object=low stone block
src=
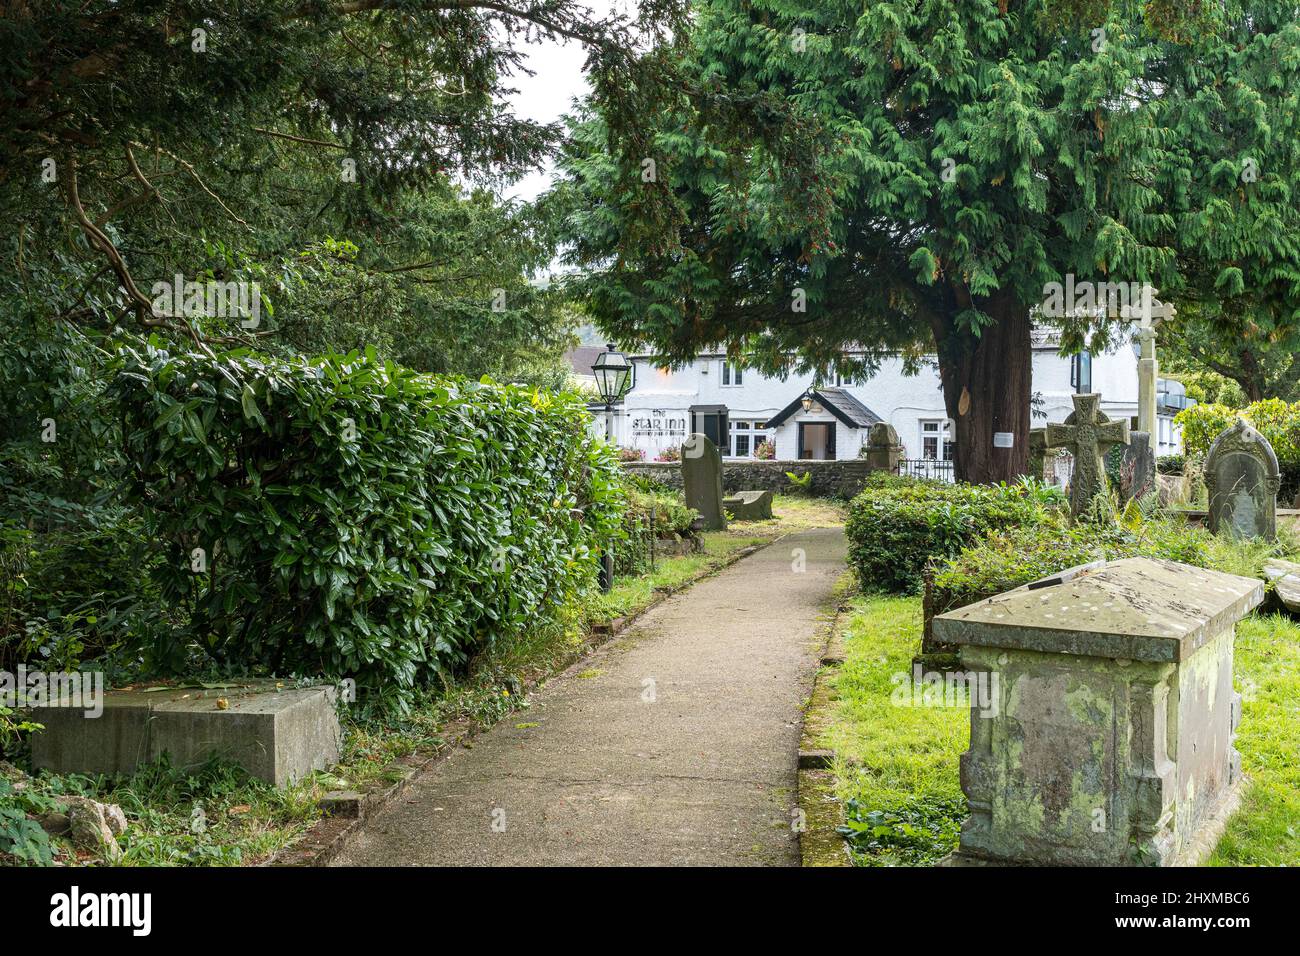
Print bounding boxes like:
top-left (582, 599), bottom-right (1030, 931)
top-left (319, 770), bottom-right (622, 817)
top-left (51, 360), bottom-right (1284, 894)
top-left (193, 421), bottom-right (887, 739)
top-left (722, 489), bottom-right (773, 520)
top-left (30, 681), bottom-right (340, 787)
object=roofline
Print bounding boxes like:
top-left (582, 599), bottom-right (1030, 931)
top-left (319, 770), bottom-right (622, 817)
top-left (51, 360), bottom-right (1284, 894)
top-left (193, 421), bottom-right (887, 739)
top-left (765, 388), bottom-right (870, 431)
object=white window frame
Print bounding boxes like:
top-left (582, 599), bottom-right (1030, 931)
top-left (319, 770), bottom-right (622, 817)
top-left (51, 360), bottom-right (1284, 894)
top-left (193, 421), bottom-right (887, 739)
top-left (728, 420), bottom-right (769, 458)
top-left (720, 360), bottom-right (743, 387)
top-left (919, 419), bottom-right (955, 461)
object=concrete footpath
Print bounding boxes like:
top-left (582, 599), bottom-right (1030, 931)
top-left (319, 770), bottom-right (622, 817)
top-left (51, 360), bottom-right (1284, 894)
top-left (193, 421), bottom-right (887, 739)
top-left (332, 527), bottom-right (847, 866)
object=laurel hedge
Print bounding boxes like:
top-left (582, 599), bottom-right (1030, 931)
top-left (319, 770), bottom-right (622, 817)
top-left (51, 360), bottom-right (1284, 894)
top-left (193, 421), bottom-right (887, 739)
top-left (112, 342), bottom-right (624, 709)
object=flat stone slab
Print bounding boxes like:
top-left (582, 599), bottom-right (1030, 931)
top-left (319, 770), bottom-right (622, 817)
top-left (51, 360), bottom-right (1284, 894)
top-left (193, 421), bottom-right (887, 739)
top-left (29, 680), bottom-right (340, 787)
top-left (722, 489), bottom-right (773, 520)
top-left (939, 556), bottom-right (1258, 866)
top-left (1263, 558), bottom-right (1300, 611)
top-left (933, 557), bottom-right (1263, 662)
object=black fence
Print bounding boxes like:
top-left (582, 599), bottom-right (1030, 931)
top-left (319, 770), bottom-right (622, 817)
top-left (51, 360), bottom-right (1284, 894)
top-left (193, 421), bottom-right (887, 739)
top-left (898, 458), bottom-right (956, 482)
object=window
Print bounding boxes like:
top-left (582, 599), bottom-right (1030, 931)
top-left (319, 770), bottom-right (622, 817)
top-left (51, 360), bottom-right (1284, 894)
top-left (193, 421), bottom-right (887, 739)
top-left (721, 361), bottom-right (743, 386)
top-left (1071, 351), bottom-right (1092, 394)
top-left (729, 420), bottom-right (769, 458)
top-left (920, 420), bottom-right (954, 461)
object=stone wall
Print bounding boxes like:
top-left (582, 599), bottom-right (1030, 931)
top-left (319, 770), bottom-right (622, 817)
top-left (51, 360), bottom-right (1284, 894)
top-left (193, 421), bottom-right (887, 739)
top-left (623, 459), bottom-right (879, 498)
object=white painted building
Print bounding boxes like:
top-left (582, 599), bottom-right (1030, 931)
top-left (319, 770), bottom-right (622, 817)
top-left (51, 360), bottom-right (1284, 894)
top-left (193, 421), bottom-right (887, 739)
top-left (581, 327), bottom-right (1187, 466)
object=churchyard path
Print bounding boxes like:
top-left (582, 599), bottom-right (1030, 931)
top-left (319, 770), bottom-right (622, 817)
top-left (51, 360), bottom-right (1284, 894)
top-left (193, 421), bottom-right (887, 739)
top-left (332, 526), bottom-right (847, 866)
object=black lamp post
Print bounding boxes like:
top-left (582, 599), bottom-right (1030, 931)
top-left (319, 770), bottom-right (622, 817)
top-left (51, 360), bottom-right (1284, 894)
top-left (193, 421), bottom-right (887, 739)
top-left (592, 345), bottom-right (635, 591)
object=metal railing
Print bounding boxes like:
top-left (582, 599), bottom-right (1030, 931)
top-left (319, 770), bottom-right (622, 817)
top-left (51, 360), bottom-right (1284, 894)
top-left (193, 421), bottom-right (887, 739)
top-left (898, 458), bottom-right (956, 482)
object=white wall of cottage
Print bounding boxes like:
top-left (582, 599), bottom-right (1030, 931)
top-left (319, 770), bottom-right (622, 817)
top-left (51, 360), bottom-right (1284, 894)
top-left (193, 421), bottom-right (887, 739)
top-left (601, 336), bottom-right (1183, 461)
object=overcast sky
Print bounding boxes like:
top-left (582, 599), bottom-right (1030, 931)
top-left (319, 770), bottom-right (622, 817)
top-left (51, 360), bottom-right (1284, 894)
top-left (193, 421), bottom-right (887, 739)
top-left (501, 1), bottom-right (622, 203)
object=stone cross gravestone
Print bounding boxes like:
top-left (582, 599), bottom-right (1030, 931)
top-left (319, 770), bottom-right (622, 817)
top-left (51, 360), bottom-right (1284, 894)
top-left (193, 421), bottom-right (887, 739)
top-left (933, 557), bottom-right (1262, 866)
top-left (681, 432), bottom-right (726, 530)
top-left (1205, 419), bottom-right (1280, 541)
top-left (1120, 431), bottom-right (1157, 504)
top-left (1045, 393), bottom-right (1130, 516)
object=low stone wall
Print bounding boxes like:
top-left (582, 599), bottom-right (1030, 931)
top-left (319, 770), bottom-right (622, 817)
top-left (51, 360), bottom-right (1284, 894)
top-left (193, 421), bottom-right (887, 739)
top-left (623, 459), bottom-right (879, 498)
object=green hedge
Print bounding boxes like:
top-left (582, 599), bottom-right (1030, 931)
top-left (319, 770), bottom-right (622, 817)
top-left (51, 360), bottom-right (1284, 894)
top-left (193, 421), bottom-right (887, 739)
top-left (112, 342), bottom-right (624, 709)
top-left (845, 474), bottom-right (1061, 594)
top-left (1177, 399), bottom-right (1300, 502)
top-left (929, 517), bottom-right (1212, 623)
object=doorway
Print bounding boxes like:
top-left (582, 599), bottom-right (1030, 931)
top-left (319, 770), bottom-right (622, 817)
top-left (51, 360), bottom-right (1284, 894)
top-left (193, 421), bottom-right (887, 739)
top-left (798, 422), bottom-right (835, 460)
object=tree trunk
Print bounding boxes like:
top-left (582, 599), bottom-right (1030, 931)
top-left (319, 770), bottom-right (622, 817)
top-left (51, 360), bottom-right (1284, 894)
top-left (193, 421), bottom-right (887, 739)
top-left (933, 290), bottom-right (1032, 484)
top-left (1238, 347), bottom-right (1264, 403)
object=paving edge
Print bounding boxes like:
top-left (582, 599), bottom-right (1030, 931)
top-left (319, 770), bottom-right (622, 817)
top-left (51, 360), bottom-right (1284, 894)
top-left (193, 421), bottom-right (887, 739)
top-left (264, 538), bottom-right (770, 867)
top-left (797, 600), bottom-right (852, 868)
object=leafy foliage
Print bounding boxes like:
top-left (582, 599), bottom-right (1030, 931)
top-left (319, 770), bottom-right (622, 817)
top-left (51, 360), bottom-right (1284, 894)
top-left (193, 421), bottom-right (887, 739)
top-left (838, 794), bottom-right (965, 867)
top-left (1177, 398), bottom-right (1300, 501)
top-left (930, 515), bottom-right (1212, 620)
top-left (112, 342), bottom-right (624, 708)
top-left (845, 474), bottom-right (1061, 594)
top-left (614, 487), bottom-right (698, 575)
top-left (554, 1), bottom-right (1300, 482)
top-left (0, 781), bottom-right (53, 866)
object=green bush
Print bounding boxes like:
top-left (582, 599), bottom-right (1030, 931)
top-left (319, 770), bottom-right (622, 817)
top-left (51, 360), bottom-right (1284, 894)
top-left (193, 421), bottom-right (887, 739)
top-left (0, 516), bottom-right (174, 678)
top-left (1177, 399), bottom-right (1300, 502)
top-left (112, 342), bottom-right (624, 710)
top-left (845, 474), bottom-right (1062, 594)
top-left (1156, 453), bottom-right (1185, 474)
top-left (614, 487), bottom-right (697, 575)
top-left (929, 516), bottom-right (1213, 620)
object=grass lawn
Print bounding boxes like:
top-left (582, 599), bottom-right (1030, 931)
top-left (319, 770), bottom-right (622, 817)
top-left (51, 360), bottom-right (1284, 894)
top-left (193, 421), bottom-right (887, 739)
top-left (3, 492), bottom-right (846, 866)
top-left (818, 594), bottom-right (1300, 867)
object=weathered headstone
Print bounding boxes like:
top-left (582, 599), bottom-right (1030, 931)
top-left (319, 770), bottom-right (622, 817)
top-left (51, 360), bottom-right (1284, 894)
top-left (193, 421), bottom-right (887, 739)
top-left (1205, 419), bottom-right (1280, 540)
top-left (933, 557), bottom-right (1262, 866)
top-left (681, 432), bottom-right (726, 530)
top-left (1045, 393), bottom-right (1130, 516)
top-left (1027, 427), bottom-right (1046, 481)
top-left (862, 422), bottom-right (903, 473)
top-left (1120, 431), bottom-right (1157, 504)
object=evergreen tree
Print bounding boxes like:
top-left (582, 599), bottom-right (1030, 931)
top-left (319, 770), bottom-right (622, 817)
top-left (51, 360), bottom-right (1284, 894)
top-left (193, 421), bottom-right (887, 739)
top-left (554, 0), bottom-right (1300, 482)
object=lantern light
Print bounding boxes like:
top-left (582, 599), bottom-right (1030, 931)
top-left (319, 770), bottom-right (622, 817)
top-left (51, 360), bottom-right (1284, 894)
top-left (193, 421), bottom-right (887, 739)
top-left (592, 345), bottom-right (635, 406)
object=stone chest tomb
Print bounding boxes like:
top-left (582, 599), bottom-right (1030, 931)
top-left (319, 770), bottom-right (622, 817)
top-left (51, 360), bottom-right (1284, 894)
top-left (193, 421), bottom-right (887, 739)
top-left (932, 558), bottom-right (1261, 866)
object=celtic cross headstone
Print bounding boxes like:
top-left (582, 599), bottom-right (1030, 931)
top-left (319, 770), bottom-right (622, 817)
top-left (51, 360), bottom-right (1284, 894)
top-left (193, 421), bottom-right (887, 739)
top-left (1045, 393), bottom-right (1130, 517)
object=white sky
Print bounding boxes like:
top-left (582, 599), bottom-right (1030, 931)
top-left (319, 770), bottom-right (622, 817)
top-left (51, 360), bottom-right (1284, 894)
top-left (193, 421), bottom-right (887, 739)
top-left (501, 1), bottom-right (622, 203)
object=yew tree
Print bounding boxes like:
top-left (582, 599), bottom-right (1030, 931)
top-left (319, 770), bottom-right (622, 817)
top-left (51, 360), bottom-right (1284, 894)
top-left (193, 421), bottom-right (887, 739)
top-left (555, 0), bottom-right (1300, 482)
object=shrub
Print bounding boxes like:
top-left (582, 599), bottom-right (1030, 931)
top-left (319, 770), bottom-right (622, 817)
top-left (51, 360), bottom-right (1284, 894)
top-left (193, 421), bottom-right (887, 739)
top-left (112, 342), bottom-right (624, 710)
top-left (616, 446), bottom-right (645, 462)
top-left (654, 446), bottom-right (681, 463)
top-left (614, 489), bottom-right (697, 575)
top-left (1157, 453), bottom-right (1185, 475)
top-left (1177, 399), bottom-right (1300, 502)
top-left (929, 516), bottom-right (1213, 621)
top-left (845, 475), bottom-right (1061, 594)
top-left (753, 439), bottom-right (775, 460)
